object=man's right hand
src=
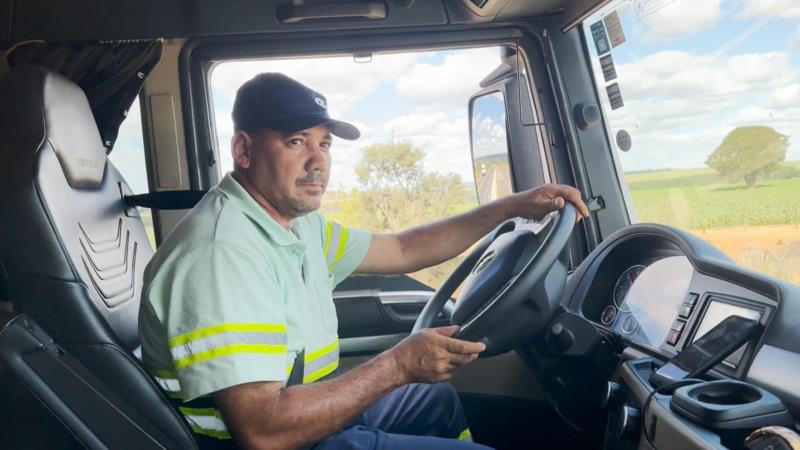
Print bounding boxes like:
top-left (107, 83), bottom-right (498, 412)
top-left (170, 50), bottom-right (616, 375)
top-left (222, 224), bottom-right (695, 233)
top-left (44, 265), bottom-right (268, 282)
top-left (388, 325), bottom-right (486, 384)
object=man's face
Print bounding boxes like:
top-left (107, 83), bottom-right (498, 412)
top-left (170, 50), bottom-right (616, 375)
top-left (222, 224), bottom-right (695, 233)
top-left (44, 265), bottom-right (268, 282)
top-left (235, 124), bottom-right (332, 219)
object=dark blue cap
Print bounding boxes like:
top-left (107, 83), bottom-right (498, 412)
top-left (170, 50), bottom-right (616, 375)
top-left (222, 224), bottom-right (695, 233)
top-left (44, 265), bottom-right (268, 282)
top-left (232, 73), bottom-right (360, 140)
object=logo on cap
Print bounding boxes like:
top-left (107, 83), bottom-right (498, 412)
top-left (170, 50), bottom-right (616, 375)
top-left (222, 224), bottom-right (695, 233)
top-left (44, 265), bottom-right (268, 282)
top-left (314, 96), bottom-right (327, 109)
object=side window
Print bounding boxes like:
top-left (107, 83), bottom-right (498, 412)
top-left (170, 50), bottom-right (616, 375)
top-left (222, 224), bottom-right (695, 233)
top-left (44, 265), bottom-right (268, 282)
top-left (209, 47), bottom-right (511, 288)
top-left (108, 96), bottom-right (156, 249)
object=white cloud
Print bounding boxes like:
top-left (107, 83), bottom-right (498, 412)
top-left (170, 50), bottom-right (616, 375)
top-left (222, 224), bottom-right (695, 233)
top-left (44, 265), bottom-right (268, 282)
top-left (768, 83), bottom-right (800, 109)
top-left (620, 51), bottom-right (794, 100)
top-left (381, 110), bottom-right (474, 181)
top-left (472, 116), bottom-right (508, 160)
top-left (641, 0), bottom-right (722, 43)
top-left (739, 0), bottom-right (800, 19)
top-left (210, 52), bottom-right (419, 117)
top-left (597, 49), bottom-right (800, 170)
top-left (792, 25), bottom-right (800, 51)
top-left (395, 47), bottom-right (502, 109)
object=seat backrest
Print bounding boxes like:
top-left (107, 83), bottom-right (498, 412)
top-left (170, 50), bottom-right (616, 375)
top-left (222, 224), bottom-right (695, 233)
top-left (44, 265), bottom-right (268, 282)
top-left (0, 66), bottom-right (196, 448)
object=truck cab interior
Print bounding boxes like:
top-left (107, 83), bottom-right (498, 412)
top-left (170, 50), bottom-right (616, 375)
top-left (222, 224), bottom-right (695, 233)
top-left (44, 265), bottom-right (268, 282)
top-left (1, 1), bottom-right (799, 449)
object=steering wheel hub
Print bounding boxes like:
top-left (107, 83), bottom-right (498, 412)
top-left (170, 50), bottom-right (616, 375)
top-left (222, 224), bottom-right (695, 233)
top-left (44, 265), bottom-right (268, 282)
top-left (413, 204), bottom-right (578, 356)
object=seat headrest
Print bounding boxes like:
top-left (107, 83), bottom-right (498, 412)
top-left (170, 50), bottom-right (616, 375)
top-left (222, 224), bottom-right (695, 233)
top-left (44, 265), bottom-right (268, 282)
top-left (1, 66), bottom-right (107, 189)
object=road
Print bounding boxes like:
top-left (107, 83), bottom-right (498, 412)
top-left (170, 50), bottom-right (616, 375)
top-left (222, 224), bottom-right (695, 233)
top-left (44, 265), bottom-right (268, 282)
top-left (476, 165), bottom-right (512, 204)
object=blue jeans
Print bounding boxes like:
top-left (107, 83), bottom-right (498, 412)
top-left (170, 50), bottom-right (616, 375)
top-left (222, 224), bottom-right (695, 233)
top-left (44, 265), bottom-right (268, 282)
top-left (313, 383), bottom-right (493, 450)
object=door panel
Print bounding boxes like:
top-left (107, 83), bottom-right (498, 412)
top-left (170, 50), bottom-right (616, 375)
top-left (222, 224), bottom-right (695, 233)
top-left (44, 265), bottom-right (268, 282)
top-left (334, 289), bottom-right (450, 342)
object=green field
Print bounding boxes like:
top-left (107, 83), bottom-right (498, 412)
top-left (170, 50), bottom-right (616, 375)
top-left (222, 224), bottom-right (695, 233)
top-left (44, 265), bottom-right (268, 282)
top-left (624, 162), bottom-right (800, 283)
top-left (625, 163), bottom-right (800, 229)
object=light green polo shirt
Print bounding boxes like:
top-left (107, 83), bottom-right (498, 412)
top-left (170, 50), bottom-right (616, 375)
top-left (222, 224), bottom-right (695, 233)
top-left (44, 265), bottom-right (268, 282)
top-left (138, 173), bottom-right (371, 438)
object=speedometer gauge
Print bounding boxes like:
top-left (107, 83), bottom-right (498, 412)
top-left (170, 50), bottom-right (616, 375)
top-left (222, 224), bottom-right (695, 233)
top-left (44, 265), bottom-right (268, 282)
top-left (600, 305), bottom-right (617, 325)
top-left (613, 265), bottom-right (647, 311)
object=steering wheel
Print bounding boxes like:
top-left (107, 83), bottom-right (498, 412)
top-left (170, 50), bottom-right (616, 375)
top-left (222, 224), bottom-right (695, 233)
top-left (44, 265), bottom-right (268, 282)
top-left (413, 204), bottom-right (577, 356)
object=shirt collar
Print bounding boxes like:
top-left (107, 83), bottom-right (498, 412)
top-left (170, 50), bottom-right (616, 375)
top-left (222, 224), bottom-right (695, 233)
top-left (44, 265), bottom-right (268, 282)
top-left (216, 172), bottom-right (303, 248)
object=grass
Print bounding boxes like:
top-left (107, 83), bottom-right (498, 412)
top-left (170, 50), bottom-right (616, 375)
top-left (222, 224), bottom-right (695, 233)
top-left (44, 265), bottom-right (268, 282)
top-left (626, 162), bottom-right (800, 191)
top-left (628, 177), bottom-right (800, 229)
top-left (624, 162), bottom-right (800, 283)
top-left (625, 162), bottom-right (800, 229)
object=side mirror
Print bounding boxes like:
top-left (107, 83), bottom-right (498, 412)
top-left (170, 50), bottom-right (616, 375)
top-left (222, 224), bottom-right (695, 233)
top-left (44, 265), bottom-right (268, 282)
top-left (469, 91), bottom-right (513, 205)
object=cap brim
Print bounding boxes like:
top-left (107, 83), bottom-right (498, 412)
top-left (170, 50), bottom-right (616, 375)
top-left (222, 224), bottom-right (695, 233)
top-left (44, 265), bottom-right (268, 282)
top-left (266, 114), bottom-right (360, 140)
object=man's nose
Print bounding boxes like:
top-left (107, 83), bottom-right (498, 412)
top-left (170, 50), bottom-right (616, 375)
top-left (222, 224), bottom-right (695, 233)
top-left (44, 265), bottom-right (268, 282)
top-left (305, 142), bottom-right (328, 170)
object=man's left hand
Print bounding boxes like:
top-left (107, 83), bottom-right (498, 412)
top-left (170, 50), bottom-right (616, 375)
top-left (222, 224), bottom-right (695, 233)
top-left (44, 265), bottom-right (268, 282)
top-left (502, 184), bottom-right (590, 222)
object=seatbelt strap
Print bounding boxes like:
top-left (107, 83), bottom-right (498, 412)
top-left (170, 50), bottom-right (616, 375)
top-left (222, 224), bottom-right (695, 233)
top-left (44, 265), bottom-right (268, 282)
top-left (287, 349), bottom-right (305, 386)
top-left (286, 349), bottom-right (340, 387)
top-left (124, 190), bottom-right (207, 210)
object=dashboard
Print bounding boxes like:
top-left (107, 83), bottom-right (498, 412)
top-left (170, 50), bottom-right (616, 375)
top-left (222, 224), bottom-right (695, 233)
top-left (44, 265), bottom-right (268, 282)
top-left (547, 224), bottom-right (800, 449)
top-left (577, 236), bottom-right (777, 382)
top-left (560, 225), bottom-right (799, 402)
top-left (595, 255), bottom-right (770, 371)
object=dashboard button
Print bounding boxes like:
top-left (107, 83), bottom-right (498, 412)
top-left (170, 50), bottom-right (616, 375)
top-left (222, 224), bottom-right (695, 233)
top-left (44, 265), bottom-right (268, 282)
top-left (679, 305), bottom-right (692, 318)
top-left (671, 320), bottom-right (686, 332)
top-left (667, 330), bottom-right (680, 345)
top-left (685, 293), bottom-right (699, 306)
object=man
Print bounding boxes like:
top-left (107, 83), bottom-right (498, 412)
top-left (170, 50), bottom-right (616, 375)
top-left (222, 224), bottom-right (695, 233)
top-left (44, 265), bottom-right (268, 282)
top-left (139, 73), bottom-right (589, 450)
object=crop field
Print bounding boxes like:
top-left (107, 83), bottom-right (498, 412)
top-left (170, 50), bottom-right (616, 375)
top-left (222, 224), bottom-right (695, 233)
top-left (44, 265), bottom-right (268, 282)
top-left (624, 163), bottom-right (800, 283)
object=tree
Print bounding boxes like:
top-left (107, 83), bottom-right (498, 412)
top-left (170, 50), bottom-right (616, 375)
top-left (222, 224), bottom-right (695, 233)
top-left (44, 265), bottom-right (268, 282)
top-left (347, 140), bottom-right (473, 232)
top-left (324, 140), bottom-right (477, 287)
top-left (705, 126), bottom-right (788, 188)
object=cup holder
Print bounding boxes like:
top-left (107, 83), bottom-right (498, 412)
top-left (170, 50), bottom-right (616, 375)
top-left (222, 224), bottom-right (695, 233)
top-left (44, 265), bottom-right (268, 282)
top-left (671, 380), bottom-right (792, 430)
top-left (692, 383), bottom-right (762, 405)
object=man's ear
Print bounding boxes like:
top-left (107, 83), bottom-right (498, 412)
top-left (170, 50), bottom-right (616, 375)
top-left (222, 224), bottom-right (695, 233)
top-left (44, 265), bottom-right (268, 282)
top-left (232, 131), bottom-right (254, 170)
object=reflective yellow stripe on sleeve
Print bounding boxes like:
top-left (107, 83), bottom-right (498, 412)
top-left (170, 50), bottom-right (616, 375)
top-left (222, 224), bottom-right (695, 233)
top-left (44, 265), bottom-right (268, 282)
top-left (324, 221), bottom-right (349, 270)
top-left (151, 369), bottom-right (182, 399)
top-left (168, 323), bottom-right (287, 370)
top-left (179, 406), bottom-right (232, 439)
top-left (458, 428), bottom-right (473, 442)
top-left (303, 338), bottom-right (340, 383)
top-left (324, 220), bottom-right (334, 260)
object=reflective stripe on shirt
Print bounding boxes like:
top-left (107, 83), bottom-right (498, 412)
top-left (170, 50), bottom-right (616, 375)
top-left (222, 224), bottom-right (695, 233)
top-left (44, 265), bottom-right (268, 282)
top-left (152, 369), bottom-right (182, 399)
top-left (285, 338), bottom-right (340, 384)
top-left (323, 221), bottom-right (349, 270)
top-left (168, 323), bottom-right (287, 369)
top-left (179, 406), bottom-right (232, 439)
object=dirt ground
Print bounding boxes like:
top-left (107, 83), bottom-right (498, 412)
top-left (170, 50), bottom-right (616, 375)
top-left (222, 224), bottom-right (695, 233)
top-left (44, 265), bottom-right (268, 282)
top-left (689, 224), bottom-right (800, 283)
top-left (689, 224), bottom-right (800, 257)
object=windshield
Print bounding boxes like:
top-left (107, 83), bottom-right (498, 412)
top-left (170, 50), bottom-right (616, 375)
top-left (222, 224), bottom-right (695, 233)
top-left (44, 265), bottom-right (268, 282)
top-left (584, 0), bottom-right (800, 284)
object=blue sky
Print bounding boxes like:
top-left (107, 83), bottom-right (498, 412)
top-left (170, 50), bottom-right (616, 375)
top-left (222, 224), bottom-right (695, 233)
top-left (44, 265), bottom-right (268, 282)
top-left (586, 0), bottom-right (800, 171)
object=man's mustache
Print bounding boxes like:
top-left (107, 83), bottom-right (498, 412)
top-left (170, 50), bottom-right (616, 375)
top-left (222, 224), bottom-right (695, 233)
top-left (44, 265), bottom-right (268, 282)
top-left (298, 169), bottom-right (324, 183)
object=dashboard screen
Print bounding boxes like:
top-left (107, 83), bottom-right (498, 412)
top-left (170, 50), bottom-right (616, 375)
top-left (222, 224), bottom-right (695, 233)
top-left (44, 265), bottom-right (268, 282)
top-left (612, 256), bottom-right (694, 347)
top-left (694, 300), bottom-right (762, 340)
top-left (692, 300), bottom-right (762, 367)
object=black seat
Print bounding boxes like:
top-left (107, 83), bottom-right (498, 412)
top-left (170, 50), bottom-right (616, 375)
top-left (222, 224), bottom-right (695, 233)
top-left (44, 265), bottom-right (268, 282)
top-left (0, 66), bottom-right (197, 449)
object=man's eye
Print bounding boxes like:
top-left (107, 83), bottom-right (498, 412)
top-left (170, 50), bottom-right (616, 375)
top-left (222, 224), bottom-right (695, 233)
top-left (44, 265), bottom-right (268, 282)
top-left (288, 138), bottom-right (304, 146)
top-left (321, 142), bottom-right (332, 150)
